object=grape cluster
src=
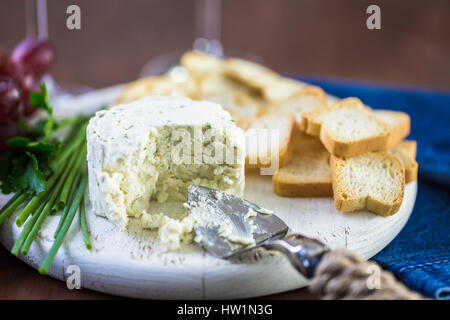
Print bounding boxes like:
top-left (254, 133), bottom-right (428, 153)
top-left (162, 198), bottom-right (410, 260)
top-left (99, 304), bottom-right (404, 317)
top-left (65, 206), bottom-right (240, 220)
top-left (0, 38), bottom-right (55, 124)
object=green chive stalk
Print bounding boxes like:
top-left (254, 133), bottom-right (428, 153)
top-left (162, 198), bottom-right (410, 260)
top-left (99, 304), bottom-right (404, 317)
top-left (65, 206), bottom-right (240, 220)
top-left (50, 122), bottom-right (87, 170)
top-left (51, 147), bottom-right (84, 212)
top-left (15, 168), bottom-right (62, 226)
top-left (79, 195), bottom-right (92, 250)
top-left (19, 196), bottom-right (56, 255)
top-left (39, 174), bottom-right (88, 275)
top-left (57, 146), bottom-right (87, 210)
top-left (21, 162), bottom-right (74, 255)
top-left (54, 172), bottom-right (81, 237)
top-left (2, 115), bottom-right (92, 274)
top-left (0, 192), bottom-right (27, 225)
top-left (11, 200), bottom-right (47, 256)
top-left (15, 128), bottom-right (86, 226)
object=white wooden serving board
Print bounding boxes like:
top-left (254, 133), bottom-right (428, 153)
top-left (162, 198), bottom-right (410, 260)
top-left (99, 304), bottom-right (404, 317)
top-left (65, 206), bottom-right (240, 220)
top-left (0, 85), bottom-right (417, 299)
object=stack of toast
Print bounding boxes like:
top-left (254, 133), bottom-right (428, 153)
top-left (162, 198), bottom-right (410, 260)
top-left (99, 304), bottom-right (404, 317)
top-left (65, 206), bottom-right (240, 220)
top-left (116, 51), bottom-right (418, 217)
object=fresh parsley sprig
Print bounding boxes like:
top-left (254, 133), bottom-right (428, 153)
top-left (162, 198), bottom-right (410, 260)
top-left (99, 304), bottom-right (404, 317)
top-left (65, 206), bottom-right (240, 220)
top-left (0, 84), bottom-right (59, 195)
top-left (0, 83), bottom-right (94, 274)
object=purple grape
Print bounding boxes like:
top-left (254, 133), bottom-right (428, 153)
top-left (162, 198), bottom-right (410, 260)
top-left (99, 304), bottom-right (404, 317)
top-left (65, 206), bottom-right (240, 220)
top-left (0, 76), bottom-right (23, 124)
top-left (5, 63), bottom-right (38, 117)
top-left (10, 38), bottom-right (55, 79)
top-left (0, 50), bottom-right (9, 76)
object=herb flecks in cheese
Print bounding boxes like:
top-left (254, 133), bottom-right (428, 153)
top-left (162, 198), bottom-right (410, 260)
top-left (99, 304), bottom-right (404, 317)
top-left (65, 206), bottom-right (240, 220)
top-left (87, 95), bottom-right (245, 236)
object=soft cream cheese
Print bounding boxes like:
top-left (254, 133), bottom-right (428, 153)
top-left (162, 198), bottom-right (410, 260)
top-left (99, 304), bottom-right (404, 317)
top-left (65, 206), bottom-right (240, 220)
top-left (87, 95), bottom-right (245, 237)
top-left (185, 187), bottom-right (257, 247)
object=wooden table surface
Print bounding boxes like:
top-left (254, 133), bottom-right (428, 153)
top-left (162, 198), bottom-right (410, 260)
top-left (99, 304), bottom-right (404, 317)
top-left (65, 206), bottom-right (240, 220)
top-left (0, 245), bottom-right (317, 300)
top-left (0, 0), bottom-right (449, 90)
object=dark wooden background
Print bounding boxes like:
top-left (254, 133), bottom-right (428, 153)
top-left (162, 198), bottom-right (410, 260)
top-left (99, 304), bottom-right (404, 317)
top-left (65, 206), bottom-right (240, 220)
top-left (1, 0), bottom-right (449, 90)
top-left (0, 0), bottom-right (448, 300)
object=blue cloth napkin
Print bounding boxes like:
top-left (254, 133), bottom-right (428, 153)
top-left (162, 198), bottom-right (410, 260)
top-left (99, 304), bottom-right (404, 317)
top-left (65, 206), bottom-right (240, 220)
top-left (294, 76), bottom-right (450, 299)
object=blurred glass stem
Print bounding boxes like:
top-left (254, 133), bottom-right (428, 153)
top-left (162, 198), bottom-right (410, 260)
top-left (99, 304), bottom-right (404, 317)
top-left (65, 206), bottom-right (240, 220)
top-left (194, 0), bottom-right (223, 56)
top-left (24, 0), bottom-right (91, 109)
top-left (25, 0), bottom-right (47, 39)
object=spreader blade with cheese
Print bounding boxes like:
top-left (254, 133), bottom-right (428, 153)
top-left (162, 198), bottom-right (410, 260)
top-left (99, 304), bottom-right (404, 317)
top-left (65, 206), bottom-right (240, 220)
top-left (186, 185), bottom-right (288, 258)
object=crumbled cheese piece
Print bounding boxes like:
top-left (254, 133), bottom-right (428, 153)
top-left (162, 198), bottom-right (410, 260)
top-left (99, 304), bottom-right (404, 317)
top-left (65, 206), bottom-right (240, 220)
top-left (219, 219), bottom-right (233, 238)
top-left (214, 190), bottom-right (223, 201)
top-left (257, 207), bottom-right (273, 215)
top-left (245, 207), bottom-right (257, 219)
top-left (140, 212), bottom-right (196, 251)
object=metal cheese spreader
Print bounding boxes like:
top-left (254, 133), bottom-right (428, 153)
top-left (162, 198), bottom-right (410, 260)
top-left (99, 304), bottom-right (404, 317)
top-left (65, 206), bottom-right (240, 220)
top-left (186, 186), bottom-right (425, 301)
top-left (187, 185), bottom-right (328, 278)
top-left (187, 185), bottom-right (289, 258)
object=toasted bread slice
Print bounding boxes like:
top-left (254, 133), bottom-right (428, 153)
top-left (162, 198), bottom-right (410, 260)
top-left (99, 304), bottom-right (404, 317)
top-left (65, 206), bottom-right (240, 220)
top-left (196, 73), bottom-right (264, 130)
top-left (223, 59), bottom-right (314, 103)
top-left (196, 73), bottom-right (262, 105)
top-left (115, 75), bottom-right (196, 104)
top-left (262, 77), bottom-right (308, 102)
top-left (326, 94), bottom-right (340, 105)
top-left (265, 86), bottom-right (328, 124)
top-left (374, 110), bottom-right (411, 149)
top-left (300, 98), bottom-right (391, 157)
top-left (180, 51), bottom-right (224, 77)
top-left (223, 104), bottom-right (259, 130)
top-left (224, 58), bottom-right (281, 91)
top-left (330, 152), bottom-right (405, 216)
top-left (197, 72), bottom-right (243, 99)
top-left (388, 140), bottom-right (418, 183)
top-left (273, 132), bottom-right (332, 197)
top-left (245, 112), bottom-right (297, 170)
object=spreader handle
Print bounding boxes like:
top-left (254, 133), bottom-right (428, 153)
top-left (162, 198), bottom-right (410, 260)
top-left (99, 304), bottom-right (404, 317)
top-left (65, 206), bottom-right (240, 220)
top-left (262, 234), bottom-right (423, 300)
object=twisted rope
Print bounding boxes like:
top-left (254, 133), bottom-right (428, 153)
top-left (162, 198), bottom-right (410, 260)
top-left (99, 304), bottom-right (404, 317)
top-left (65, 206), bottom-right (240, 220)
top-left (309, 249), bottom-right (424, 300)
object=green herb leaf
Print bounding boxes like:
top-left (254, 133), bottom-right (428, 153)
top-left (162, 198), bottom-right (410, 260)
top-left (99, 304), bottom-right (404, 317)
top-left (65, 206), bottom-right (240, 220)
top-left (7, 137), bottom-right (31, 148)
top-left (0, 85), bottom-right (61, 195)
top-left (23, 152), bottom-right (46, 194)
top-left (30, 83), bottom-right (55, 139)
top-left (6, 137), bottom-right (57, 155)
top-left (43, 114), bottom-right (54, 139)
top-left (10, 155), bottom-right (27, 190)
top-left (25, 141), bottom-right (56, 154)
top-left (0, 80), bottom-right (97, 274)
top-left (9, 152), bottom-right (45, 195)
top-left (30, 83), bottom-right (52, 113)
top-left (0, 151), bottom-right (15, 194)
